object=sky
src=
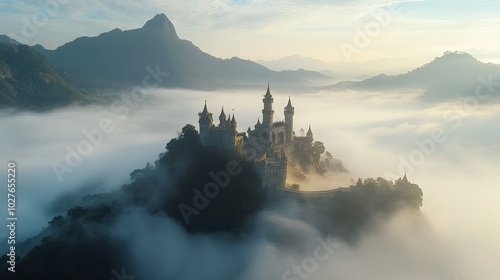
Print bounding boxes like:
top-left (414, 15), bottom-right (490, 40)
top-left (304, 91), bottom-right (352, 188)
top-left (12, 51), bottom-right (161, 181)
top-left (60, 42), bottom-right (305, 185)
top-left (1, 0), bottom-right (500, 66)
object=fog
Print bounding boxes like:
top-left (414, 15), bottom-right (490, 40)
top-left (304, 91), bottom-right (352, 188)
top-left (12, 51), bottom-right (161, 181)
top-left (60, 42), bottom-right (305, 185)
top-left (1, 86), bottom-right (499, 279)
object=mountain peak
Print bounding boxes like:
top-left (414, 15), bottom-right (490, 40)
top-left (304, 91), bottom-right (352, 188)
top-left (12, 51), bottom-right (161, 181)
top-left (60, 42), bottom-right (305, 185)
top-left (142, 13), bottom-right (179, 39)
top-left (433, 51), bottom-right (478, 65)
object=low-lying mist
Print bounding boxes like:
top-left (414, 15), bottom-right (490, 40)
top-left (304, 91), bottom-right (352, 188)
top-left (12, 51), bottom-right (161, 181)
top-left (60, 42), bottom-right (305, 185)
top-left (1, 86), bottom-right (499, 279)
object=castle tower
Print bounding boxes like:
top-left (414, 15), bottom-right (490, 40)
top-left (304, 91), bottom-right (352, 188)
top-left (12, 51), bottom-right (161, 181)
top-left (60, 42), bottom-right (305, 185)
top-left (219, 107), bottom-right (226, 127)
top-left (284, 96), bottom-right (294, 143)
top-left (262, 83), bottom-right (274, 142)
top-left (306, 124), bottom-right (313, 139)
top-left (279, 151), bottom-right (288, 188)
top-left (198, 101), bottom-right (213, 146)
top-left (230, 111), bottom-right (237, 131)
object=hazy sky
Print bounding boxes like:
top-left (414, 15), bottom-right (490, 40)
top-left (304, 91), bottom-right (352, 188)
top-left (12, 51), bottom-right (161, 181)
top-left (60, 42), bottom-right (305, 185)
top-left (1, 0), bottom-right (499, 65)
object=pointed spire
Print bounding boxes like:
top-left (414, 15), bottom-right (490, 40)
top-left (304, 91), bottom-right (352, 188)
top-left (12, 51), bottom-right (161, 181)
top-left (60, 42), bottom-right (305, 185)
top-left (403, 173), bottom-right (408, 183)
top-left (231, 109), bottom-right (236, 123)
top-left (201, 100), bottom-right (208, 114)
top-left (257, 117), bottom-right (261, 125)
top-left (306, 124), bottom-right (313, 138)
top-left (285, 95), bottom-right (294, 110)
top-left (287, 96), bottom-right (292, 107)
top-left (356, 177), bottom-right (363, 186)
top-left (198, 100), bottom-right (213, 124)
top-left (219, 106), bottom-right (226, 119)
top-left (265, 83), bottom-right (272, 98)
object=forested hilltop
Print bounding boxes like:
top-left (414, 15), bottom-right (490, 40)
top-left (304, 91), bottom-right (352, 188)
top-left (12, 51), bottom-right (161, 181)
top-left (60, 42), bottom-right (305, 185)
top-left (0, 125), bottom-right (423, 279)
top-left (0, 43), bottom-right (90, 109)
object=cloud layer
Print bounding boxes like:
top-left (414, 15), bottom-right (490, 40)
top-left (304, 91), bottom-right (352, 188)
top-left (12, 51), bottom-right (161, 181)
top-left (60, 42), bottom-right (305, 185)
top-left (0, 87), bottom-right (499, 278)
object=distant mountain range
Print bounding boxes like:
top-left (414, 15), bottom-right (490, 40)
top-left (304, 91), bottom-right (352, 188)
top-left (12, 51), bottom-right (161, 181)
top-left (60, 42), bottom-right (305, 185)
top-left (32, 14), bottom-right (331, 90)
top-left (1, 13), bottom-right (499, 109)
top-left (322, 52), bottom-right (500, 100)
top-left (258, 54), bottom-right (413, 80)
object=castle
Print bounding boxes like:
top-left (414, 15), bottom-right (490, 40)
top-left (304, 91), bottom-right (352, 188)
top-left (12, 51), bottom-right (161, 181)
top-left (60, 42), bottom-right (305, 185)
top-left (198, 84), bottom-right (314, 189)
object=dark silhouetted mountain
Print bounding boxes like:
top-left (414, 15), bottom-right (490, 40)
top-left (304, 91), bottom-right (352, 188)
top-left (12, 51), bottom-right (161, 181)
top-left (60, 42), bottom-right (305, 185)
top-left (0, 43), bottom-right (89, 109)
top-left (324, 52), bottom-right (500, 100)
top-left (34, 14), bottom-right (331, 89)
top-left (0, 35), bottom-right (20, 45)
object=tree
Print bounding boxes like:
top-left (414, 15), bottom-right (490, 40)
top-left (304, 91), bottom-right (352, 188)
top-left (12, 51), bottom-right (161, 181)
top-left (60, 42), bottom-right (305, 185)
top-left (376, 177), bottom-right (393, 190)
top-left (287, 183), bottom-right (300, 191)
top-left (311, 141), bottom-right (325, 170)
top-left (48, 215), bottom-right (65, 228)
top-left (180, 124), bottom-right (198, 140)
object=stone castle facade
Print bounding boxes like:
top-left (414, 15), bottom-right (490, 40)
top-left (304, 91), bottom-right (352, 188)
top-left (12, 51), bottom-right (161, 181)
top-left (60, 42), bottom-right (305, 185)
top-left (198, 84), bottom-right (314, 189)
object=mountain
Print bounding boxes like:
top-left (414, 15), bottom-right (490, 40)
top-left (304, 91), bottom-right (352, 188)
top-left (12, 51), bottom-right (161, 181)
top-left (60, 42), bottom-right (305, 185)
top-left (258, 54), bottom-right (334, 72)
top-left (323, 52), bottom-right (500, 100)
top-left (259, 54), bottom-right (415, 81)
top-left (35, 14), bottom-right (332, 90)
top-left (0, 43), bottom-right (89, 109)
top-left (0, 35), bottom-right (20, 45)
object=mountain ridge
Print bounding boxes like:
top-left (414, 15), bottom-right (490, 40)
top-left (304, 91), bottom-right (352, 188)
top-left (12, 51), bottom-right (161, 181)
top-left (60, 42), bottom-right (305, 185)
top-left (32, 14), bottom-right (332, 90)
top-left (0, 42), bottom-right (90, 109)
top-left (321, 51), bottom-right (500, 100)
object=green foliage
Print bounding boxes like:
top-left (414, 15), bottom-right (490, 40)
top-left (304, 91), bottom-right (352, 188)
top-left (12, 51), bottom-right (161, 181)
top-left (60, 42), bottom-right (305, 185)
top-left (122, 124), bottom-right (264, 233)
top-left (311, 141), bottom-right (325, 168)
top-left (290, 175), bottom-right (423, 241)
top-left (47, 215), bottom-right (65, 228)
top-left (286, 183), bottom-right (301, 191)
top-left (0, 43), bottom-right (90, 109)
top-left (354, 175), bottom-right (423, 208)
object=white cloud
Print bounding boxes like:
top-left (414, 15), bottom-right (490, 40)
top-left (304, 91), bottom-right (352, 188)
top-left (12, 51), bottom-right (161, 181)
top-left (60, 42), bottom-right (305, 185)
top-left (1, 86), bottom-right (499, 278)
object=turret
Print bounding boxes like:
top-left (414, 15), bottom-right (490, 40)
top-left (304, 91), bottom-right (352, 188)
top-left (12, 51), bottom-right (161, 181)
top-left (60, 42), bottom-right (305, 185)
top-left (356, 178), bottom-right (363, 187)
top-left (230, 111), bottom-right (237, 131)
top-left (284, 96), bottom-right (294, 143)
top-left (306, 124), bottom-right (313, 139)
top-left (198, 101), bottom-right (213, 145)
top-left (262, 83), bottom-right (274, 142)
top-left (219, 107), bottom-right (226, 127)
